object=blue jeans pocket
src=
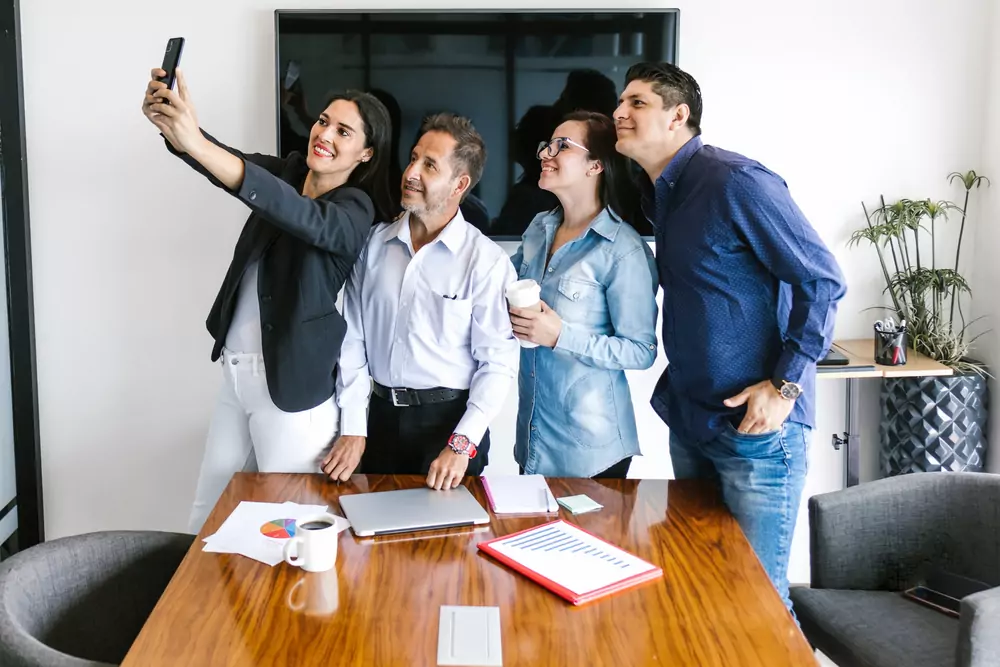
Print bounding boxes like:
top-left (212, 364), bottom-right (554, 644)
top-left (721, 422), bottom-right (785, 459)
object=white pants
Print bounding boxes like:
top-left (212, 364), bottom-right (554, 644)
top-left (188, 349), bottom-right (339, 532)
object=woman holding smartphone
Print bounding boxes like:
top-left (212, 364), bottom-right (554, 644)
top-left (509, 111), bottom-right (658, 479)
top-left (142, 67), bottom-right (396, 531)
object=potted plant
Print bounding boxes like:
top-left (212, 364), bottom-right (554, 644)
top-left (850, 170), bottom-right (990, 476)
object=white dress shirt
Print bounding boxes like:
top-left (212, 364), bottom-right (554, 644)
top-left (336, 209), bottom-right (519, 445)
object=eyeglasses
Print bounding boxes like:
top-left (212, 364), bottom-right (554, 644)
top-left (536, 137), bottom-right (589, 159)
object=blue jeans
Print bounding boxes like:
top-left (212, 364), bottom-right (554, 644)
top-left (670, 421), bottom-right (810, 612)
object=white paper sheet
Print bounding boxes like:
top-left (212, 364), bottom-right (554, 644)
top-left (437, 606), bottom-right (503, 666)
top-left (202, 501), bottom-right (350, 566)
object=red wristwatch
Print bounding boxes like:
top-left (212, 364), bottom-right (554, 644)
top-left (448, 433), bottom-right (477, 459)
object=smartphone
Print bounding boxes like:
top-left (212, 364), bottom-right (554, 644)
top-left (157, 37), bottom-right (185, 92)
top-left (903, 585), bottom-right (961, 618)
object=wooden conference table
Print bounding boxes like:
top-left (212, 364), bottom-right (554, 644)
top-left (123, 473), bottom-right (815, 666)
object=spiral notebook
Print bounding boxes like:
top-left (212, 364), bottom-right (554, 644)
top-left (478, 520), bottom-right (662, 605)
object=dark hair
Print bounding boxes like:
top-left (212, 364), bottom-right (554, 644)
top-left (417, 113), bottom-right (487, 200)
top-left (322, 91), bottom-right (400, 221)
top-left (561, 110), bottom-right (640, 224)
top-left (624, 62), bottom-right (703, 136)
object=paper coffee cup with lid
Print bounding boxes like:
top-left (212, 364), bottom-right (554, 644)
top-left (505, 279), bottom-right (542, 349)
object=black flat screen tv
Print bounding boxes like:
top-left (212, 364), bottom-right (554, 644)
top-left (275, 10), bottom-right (679, 240)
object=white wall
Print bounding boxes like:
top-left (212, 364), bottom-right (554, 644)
top-left (21, 0), bottom-right (992, 586)
top-left (972, 0), bottom-right (1000, 474)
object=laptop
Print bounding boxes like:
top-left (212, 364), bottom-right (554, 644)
top-left (338, 486), bottom-right (491, 537)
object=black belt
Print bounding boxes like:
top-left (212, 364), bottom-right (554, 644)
top-left (372, 382), bottom-right (468, 407)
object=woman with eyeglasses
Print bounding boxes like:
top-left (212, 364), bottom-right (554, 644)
top-left (508, 111), bottom-right (659, 479)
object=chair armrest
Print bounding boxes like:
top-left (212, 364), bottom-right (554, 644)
top-left (809, 474), bottom-right (982, 590)
top-left (957, 586), bottom-right (1000, 667)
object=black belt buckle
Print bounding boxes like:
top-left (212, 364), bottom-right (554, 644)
top-left (390, 387), bottom-right (414, 407)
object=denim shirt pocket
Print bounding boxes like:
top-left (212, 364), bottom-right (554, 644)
top-left (555, 276), bottom-right (604, 328)
top-left (562, 370), bottom-right (619, 450)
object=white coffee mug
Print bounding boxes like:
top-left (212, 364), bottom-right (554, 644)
top-left (283, 513), bottom-right (340, 572)
top-left (505, 279), bottom-right (542, 349)
top-left (287, 571), bottom-right (340, 616)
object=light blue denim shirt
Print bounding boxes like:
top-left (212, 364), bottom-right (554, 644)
top-left (510, 206), bottom-right (659, 477)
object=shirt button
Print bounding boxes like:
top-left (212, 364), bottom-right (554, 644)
top-left (531, 425), bottom-right (537, 431)
top-left (649, 344), bottom-right (655, 350)
top-left (547, 267), bottom-right (554, 273)
top-left (261, 295), bottom-right (271, 302)
top-left (573, 292), bottom-right (580, 300)
top-left (249, 191), bottom-right (257, 200)
top-left (668, 181), bottom-right (675, 188)
top-left (264, 324), bottom-right (273, 332)
top-left (231, 358), bottom-right (239, 365)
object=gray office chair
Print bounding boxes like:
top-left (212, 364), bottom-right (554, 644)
top-left (0, 530), bottom-right (193, 667)
top-left (790, 472), bottom-right (1000, 667)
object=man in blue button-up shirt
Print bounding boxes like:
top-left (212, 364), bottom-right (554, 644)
top-left (614, 62), bottom-right (846, 612)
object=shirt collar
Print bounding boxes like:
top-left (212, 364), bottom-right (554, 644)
top-left (589, 207), bottom-right (622, 242)
top-left (436, 208), bottom-right (469, 252)
top-left (539, 206), bottom-right (622, 242)
top-left (385, 208), bottom-right (469, 253)
top-left (657, 135), bottom-right (704, 187)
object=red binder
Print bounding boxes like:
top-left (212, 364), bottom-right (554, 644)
top-left (477, 520), bottom-right (663, 606)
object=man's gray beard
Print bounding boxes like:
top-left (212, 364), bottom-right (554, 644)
top-left (402, 197), bottom-right (447, 218)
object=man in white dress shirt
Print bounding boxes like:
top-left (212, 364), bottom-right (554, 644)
top-left (323, 113), bottom-right (519, 490)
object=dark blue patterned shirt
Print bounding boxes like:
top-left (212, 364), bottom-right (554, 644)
top-left (645, 136), bottom-right (846, 444)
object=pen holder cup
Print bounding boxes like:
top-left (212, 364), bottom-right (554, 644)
top-left (874, 327), bottom-right (907, 366)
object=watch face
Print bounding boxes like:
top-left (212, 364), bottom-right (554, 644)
top-left (780, 383), bottom-right (801, 400)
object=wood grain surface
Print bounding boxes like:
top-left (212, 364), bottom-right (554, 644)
top-left (122, 474), bottom-right (816, 666)
top-left (834, 338), bottom-right (953, 378)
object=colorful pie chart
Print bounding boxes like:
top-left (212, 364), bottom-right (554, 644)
top-left (260, 518), bottom-right (296, 539)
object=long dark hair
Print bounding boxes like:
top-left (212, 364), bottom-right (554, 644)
top-left (322, 91), bottom-right (400, 221)
top-left (561, 110), bottom-right (640, 225)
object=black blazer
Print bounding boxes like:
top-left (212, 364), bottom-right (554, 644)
top-left (168, 131), bottom-right (374, 412)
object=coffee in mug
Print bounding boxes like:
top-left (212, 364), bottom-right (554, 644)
top-left (283, 513), bottom-right (340, 572)
top-left (505, 279), bottom-right (542, 349)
